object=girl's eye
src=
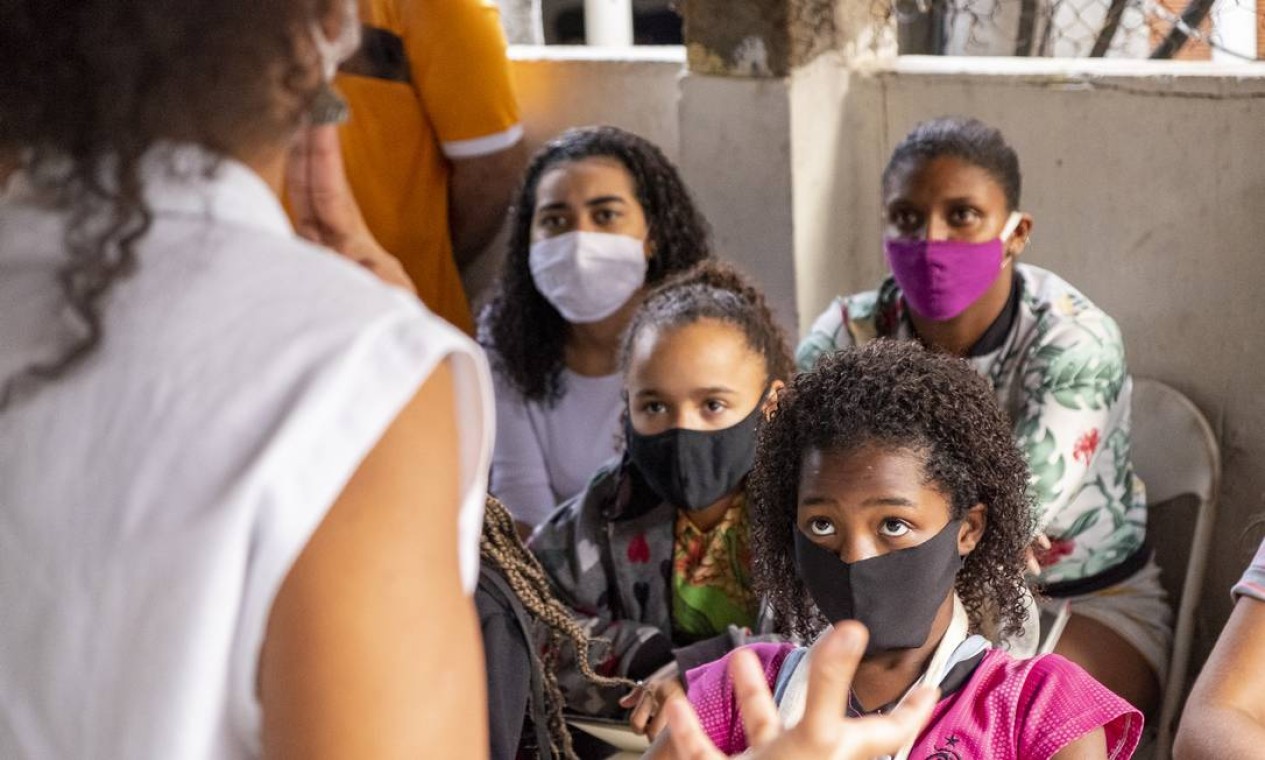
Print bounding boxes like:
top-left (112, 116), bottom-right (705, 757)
top-left (593, 208), bottom-right (620, 225)
top-left (703, 399), bottom-right (727, 414)
top-left (537, 215), bottom-right (567, 232)
top-left (948, 207), bottom-right (980, 226)
top-left (889, 209), bottom-right (921, 232)
top-left (641, 401), bottom-right (666, 415)
top-left (878, 519), bottom-right (910, 538)
top-left (808, 518), bottom-right (835, 537)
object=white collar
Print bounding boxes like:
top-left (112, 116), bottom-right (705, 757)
top-left (6, 143), bottom-right (294, 241)
top-left (777, 596), bottom-right (989, 760)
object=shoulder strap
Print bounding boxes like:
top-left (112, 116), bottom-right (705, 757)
top-left (772, 647), bottom-right (809, 706)
top-left (480, 566), bottom-right (555, 760)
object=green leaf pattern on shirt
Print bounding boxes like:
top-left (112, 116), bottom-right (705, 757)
top-left (798, 265), bottom-right (1147, 584)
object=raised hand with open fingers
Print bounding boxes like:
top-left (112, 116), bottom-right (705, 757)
top-left (648, 622), bottom-right (937, 760)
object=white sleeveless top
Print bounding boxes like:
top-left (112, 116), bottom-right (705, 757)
top-left (0, 151), bottom-right (492, 759)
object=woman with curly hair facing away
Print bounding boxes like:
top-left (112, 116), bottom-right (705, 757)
top-left (0, 2), bottom-right (492, 757)
top-left (665, 341), bottom-right (1141, 760)
top-left (482, 126), bottom-right (711, 531)
top-left (798, 117), bottom-right (1167, 715)
top-left (530, 261), bottom-right (791, 734)
top-left (477, 496), bottom-right (636, 759)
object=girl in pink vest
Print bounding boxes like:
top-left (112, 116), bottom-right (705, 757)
top-left (669, 341), bottom-right (1141, 760)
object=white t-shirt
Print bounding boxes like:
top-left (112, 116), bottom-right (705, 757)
top-left (0, 150), bottom-right (491, 759)
top-left (490, 365), bottom-right (623, 525)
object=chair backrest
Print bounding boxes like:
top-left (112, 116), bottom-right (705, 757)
top-left (1129, 377), bottom-right (1220, 760)
top-left (1131, 379), bottom-right (1219, 507)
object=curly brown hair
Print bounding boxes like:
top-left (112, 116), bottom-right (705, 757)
top-left (0, 1), bottom-right (330, 408)
top-left (481, 496), bottom-right (635, 759)
top-left (748, 340), bottom-right (1034, 642)
top-left (480, 126), bottom-right (711, 404)
top-left (619, 260), bottom-right (795, 385)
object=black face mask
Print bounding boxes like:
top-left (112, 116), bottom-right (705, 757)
top-left (793, 520), bottom-right (964, 655)
top-left (624, 391), bottom-right (766, 512)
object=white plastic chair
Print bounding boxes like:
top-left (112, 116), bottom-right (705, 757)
top-left (1130, 378), bottom-right (1220, 760)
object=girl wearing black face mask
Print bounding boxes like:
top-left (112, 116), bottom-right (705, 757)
top-left (665, 341), bottom-right (1141, 760)
top-left (529, 261), bottom-right (794, 738)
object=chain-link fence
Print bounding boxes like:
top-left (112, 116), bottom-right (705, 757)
top-left (880, 0), bottom-right (1260, 59)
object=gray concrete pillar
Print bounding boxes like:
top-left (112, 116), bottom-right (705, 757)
top-left (676, 0), bottom-right (895, 334)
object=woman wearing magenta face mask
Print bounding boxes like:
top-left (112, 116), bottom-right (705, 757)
top-left (798, 117), bottom-right (1170, 716)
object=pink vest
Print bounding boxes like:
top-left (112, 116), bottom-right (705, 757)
top-left (684, 644), bottom-right (1141, 759)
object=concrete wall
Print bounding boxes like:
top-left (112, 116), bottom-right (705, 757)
top-left (464, 46), bottom-right (685, 298)
top-left (510, 45), bottom-right (685, 158)
top-left (498, 46), bottom-right (1265, 667)
top-left (678, 75), bottom-right (800, 333)
top-left (797, 54), bottom-right (1265, 668)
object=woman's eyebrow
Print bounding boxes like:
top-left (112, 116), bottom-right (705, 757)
top-left (940, 194), bottom-right (983, 205)
top-left (534, 201), bottom-right (570, 213)
top-left (584, 195), bottom-right (628, 207)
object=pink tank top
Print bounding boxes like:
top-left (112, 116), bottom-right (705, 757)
top-left (684, 644), bottom-right (1141, 759)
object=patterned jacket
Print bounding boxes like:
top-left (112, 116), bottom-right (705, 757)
top-left (530, 457), bottom-right (776, 716)
top-left (798, 265), bottom-right (1146, 585)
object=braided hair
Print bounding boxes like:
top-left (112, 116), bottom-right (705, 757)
top-left (481, 126), bottom-right (711, 404)
top-left (480, 497), bottom-right (636, 759)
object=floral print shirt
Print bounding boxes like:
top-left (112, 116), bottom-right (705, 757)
top-left (672, 496), bottom-right (758, 641)
top-left (798, 265), bottom-right (1146, 584)
top-left (530, 459), bottom-right (776, 716)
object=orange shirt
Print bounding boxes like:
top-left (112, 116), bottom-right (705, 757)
top-left (337, 0), bottom-right (521, 334)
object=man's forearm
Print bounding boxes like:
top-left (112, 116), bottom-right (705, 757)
top-left (448, 142), bottom-right (528, 269)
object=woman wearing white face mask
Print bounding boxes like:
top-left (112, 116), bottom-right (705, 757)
top-left (482, 126), bottom-right (712, 532)
top-left (0, 1), bottom-right (492, 758)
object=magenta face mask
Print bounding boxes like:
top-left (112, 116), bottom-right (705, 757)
top-left (884, 212), bottom-right (1022, 322)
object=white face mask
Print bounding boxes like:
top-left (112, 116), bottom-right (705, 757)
top-left (310, 0), bottom-right (361, 82)
top-left (529, 231), bottom-right (648, 324)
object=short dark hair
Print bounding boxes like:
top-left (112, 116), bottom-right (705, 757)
top-left (620, 260), bottom-right (795, 384)
top-left (882, 117), bottom-right (1022, 210)
top-left (482, 126), bottom-right (711, 404)
top-left (748, 339), bottom-right (1035, 641)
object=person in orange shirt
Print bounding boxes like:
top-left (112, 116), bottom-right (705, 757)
top-left (337, 0), bottom-right (526, 334)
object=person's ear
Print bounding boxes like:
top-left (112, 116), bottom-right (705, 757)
top-left (761, 380), bottom-right (785, 419)
top-left (957, 503), bottom-right (988, 556)
top-left (1005, 213), bottom-right (1033, 262)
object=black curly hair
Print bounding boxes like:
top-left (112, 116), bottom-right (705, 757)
top-left (619, 260), bottom-right (794, 385)
top-left (0, 0), bottom-right (331, 409)
top-left (748, 339), bottom-right (1034, 642)
top-left (481, 126), bottom-right (712, 404)
top-left (882, 116), bottom-right (1022, 211)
